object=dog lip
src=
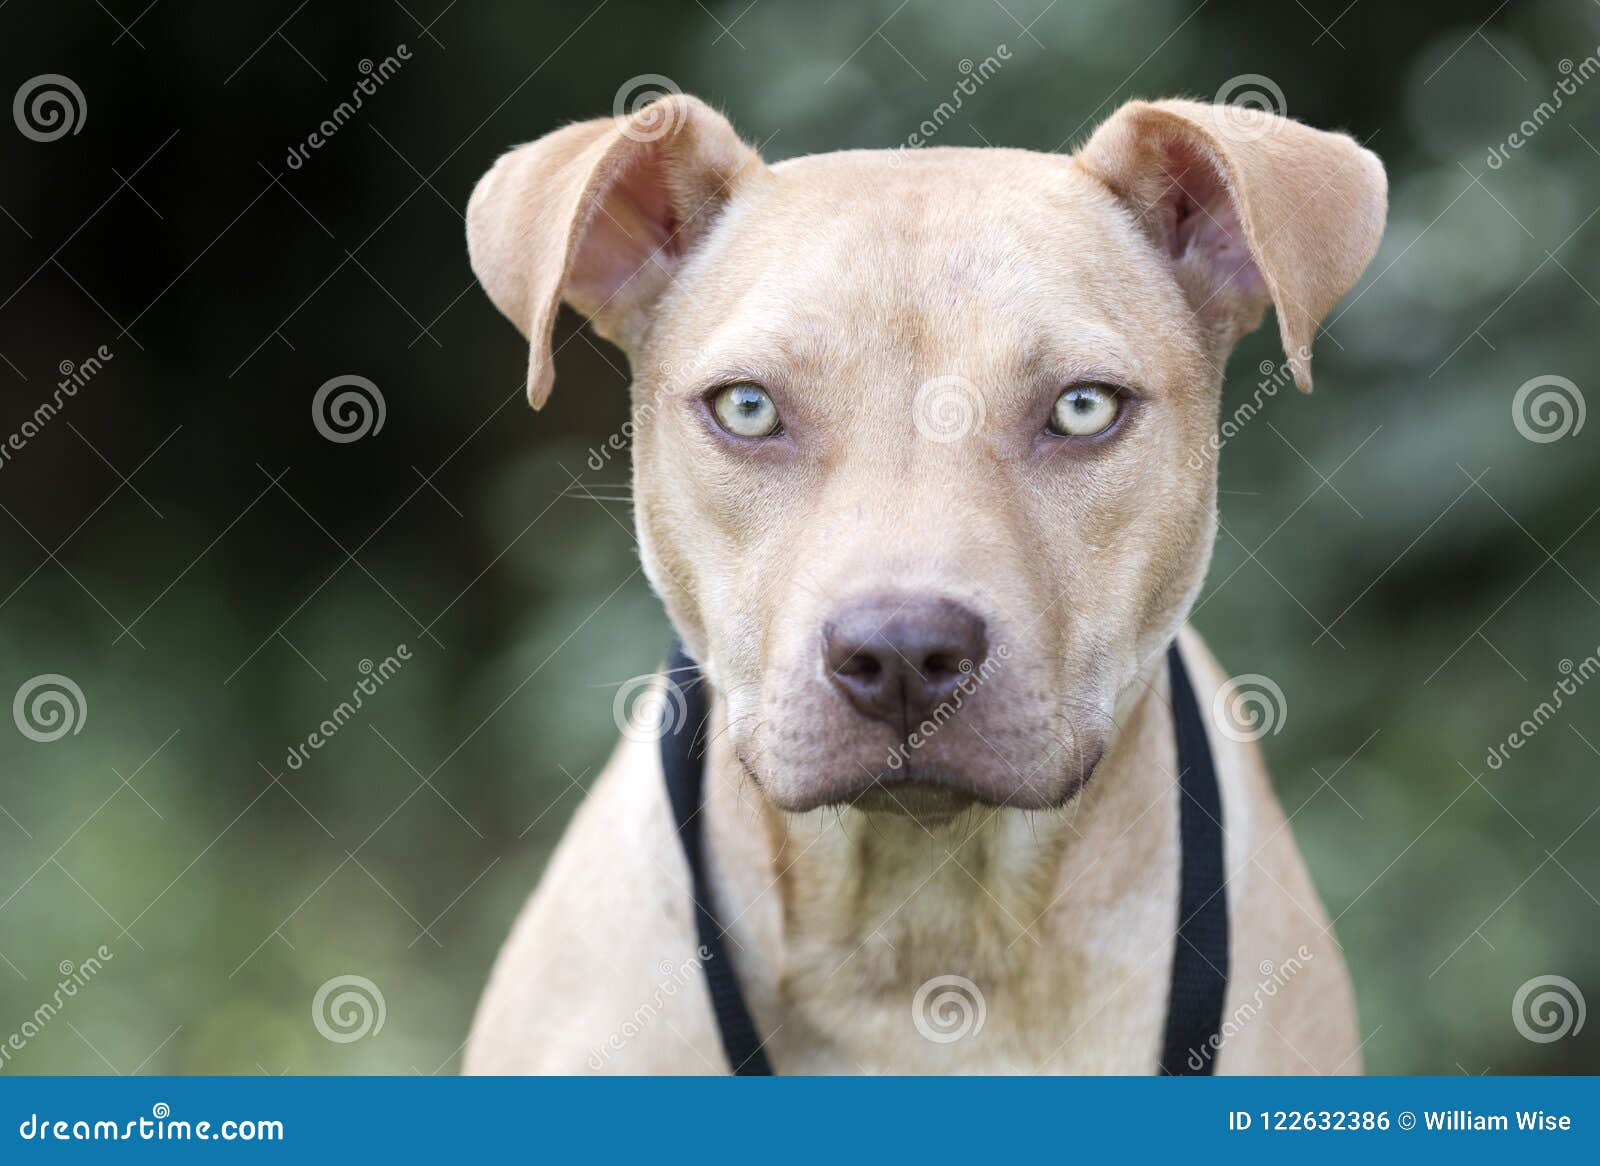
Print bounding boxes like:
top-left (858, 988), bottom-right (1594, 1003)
top-left (754, 732), bottom-right (1110, 815)
top-left (844, 776), bottom-right (980, 819)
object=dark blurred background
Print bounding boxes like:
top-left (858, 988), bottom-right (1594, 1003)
top-left (1, 0), bottom-right (1596, 1074)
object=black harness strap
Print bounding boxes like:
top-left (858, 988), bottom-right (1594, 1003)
top-left (660, 642), bottom-right (774, 1075)
top-left (659, 639), bottom-right (1228, 1076)
top-left (1160, 642), bottom-right (1231, 1075)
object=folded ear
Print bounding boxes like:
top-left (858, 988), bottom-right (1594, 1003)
top-left (467, 95), bottom-right (765, 407)
top-left (1074, 98), bottom-right (1386, 391)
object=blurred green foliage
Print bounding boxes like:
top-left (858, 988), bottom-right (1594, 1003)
top-left (0, 0), bottom-right (1597, 1074)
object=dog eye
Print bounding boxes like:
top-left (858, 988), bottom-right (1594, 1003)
top-left (711, 383), bottom-right (782, 438)
top-left (1048, 384), bottom-right (1120, 437)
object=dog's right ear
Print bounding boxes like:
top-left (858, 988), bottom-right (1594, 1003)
top-left (467, 95), bottom-right (765, 408)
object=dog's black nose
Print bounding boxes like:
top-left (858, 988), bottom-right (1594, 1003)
top-left (822, 595), bottom-right (988, 729)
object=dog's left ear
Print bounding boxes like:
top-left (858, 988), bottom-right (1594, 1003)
top-left (1075, 98), bottom-right (1386, 391)
top-left (468, 94), bottom-right (765, 407)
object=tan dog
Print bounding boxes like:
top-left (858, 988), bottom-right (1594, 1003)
top-left (462, 94), bottom-right (1386, 1074)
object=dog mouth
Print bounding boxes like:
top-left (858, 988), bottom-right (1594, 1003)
top-left (741, 712), bottom-right (1109, 819)
top-left (842, 774), bottom-right (981, 821)
top-left (789, 736), bottom-right (1108, 819)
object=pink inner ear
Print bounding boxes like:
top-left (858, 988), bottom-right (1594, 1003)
top-left (568, 145), bottom-right (682, 311)
top-left (1160, 141), bottom-right (1267, 301)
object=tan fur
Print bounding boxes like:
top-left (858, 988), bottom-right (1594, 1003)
top-left (460, 95), bottom-right (1386, 1074)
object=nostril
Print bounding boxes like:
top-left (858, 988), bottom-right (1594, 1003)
top-left (821, 594), bottom-right (988, 726)
top-left (835, 652), bottom-right (882, 681)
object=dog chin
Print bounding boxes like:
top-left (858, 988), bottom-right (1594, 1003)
top-left (845, 777), bottom-right (981, 822)
top-left (770, 764), bottom-right (1097, 821)
top-left (746, 736), bottom-right (1108, 819)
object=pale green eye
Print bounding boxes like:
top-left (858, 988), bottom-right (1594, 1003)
top-left (1049, 384), bottom-right (1120, 437)
top-left (712, 383), bottom-right (781, 438)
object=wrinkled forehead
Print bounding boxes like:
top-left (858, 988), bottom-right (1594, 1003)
top-left (650, 148), bottom-right (1184, 392)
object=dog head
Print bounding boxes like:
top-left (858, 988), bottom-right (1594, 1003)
top-left (468, 95), bottom-right (1385, 817)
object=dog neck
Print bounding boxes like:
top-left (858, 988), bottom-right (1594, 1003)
top-left (701, 654), bottom-right (1175, 997)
